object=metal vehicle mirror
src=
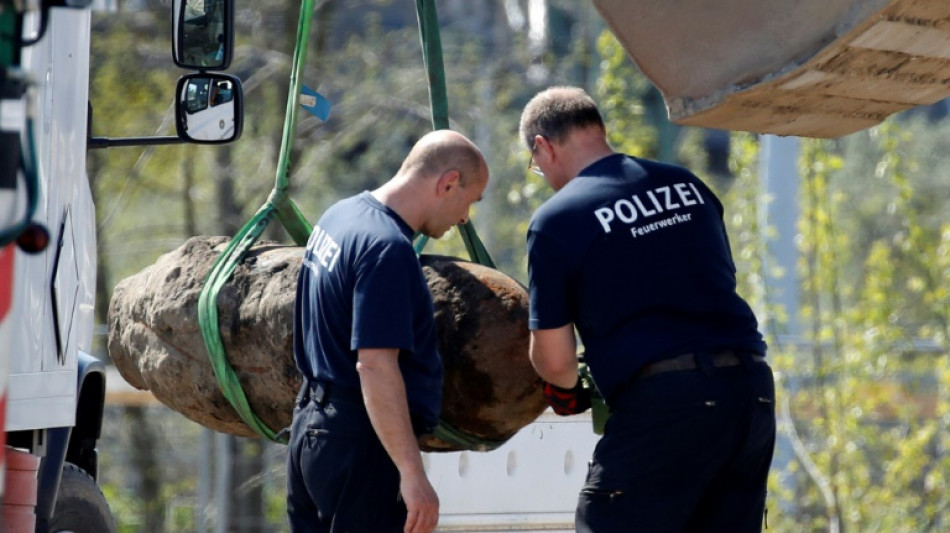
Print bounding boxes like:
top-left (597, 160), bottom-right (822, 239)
top-left (175, 73), bottom-right (244, 143)
top-left (172, 0), bottom-right (233, 70)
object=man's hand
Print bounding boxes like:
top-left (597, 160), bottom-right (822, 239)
top-left (543, 380), bottom-right (592, 416)
top-left (357, 349), bottom-right (440, 533)
top-left (400, 469), bottom-right (440, 533)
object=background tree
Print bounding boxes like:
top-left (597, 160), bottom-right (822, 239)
top-left (763, 119), bottom-right (950, 532)
top-left (89, 1), bottom-right (950, 530)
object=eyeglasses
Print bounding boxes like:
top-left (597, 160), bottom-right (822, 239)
top-left (528, 142), bottom-right (544, 177)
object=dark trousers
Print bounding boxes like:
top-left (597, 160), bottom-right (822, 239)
top-left (577, 354), bottom-right (776, 533)
top-left (286, 384), bottom-right (406, 533)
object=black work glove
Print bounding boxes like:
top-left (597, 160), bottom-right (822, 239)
top-left (543, 380), bottom-right (592, 416)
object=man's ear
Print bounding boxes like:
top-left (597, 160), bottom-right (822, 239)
top-left (533, 134), bottom-right (546, 152)
top-left (435, 169), bottom-right (461, 198)
top-left (535, 135), bottom-right (554, 163)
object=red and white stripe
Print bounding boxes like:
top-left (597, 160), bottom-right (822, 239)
top-left (0, 243), bottom-right (15, 498)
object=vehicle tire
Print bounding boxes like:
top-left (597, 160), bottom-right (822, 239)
top-left (49, 462), bottom-right (118, 533)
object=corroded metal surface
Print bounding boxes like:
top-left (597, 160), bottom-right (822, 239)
top-left (419, 255), bottom-right (546, 451)
top-left (108, 237), bottom-right (545, 451)
top-left (108, 236), bottom-right (300, 437)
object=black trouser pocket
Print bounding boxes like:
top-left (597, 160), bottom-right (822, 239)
top-left (576, 487), bottom-right (631, 533)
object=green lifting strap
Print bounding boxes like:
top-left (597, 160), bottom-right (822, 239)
top-left (197, 204), bottom-right (282, 441)
top-left (414, 0), bottom-right (495, 270)
top-left (414, 0), bottom-right (504, 451)
top-left (431, 419), bottom-right (508, 452)
top-left (196, 0), bottom-right (315, 443)
top-left (272, 0), bottom-right (316, 246)
top-left (198, 0), bottom-right (502, 450)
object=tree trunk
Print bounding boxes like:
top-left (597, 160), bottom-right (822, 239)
top-left (127, 406), bottom-right (165, 533)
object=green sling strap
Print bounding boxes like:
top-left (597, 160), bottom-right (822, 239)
top-left (414, 0), bottom-right (505, 451)
top-left (412, 0), bottom-right (495, 269)
top-left (196, 0), bottom-right (315, 444)
top-left (198, 0), bottom-right (502, 450)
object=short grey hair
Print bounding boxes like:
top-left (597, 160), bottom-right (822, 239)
top-left (519, 86), bottom-right (605, 149)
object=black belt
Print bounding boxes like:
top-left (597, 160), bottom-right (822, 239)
top-left (298, 380), bottom-right (364, 407)
top-left (298, 380), bottom-right (434, 436)
top-left (634, 351), bottom-right (766, 381)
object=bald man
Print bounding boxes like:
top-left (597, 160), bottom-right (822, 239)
top-left (287, 130), bottom-right (489, 533)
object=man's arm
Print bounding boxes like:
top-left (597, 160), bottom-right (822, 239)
top-left (357, 348), bottom-right (438, 533)
top-left (529, 323), bottom-right (579, 389)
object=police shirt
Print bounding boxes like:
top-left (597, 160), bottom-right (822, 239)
top-left (527, 154), bottom-right (766, 401)
top-left (294, 191), bottom-right (442, 430)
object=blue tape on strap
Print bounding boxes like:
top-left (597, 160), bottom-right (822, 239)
top-left (300, 85), bottom-right (331, 121)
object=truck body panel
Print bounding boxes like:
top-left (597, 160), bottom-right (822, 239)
top-left (6, 8), bottom-right (94, 432)
top-left (427, 412), bottom-right (599, 532)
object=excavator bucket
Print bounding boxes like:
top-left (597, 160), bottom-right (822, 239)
top-left (592, 0), bottom-right (950, 138)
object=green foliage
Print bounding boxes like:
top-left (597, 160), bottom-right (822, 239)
top-left (717, 132), bottom-right (765, 312)
top-left (594, 30), bottom-right (655, 158)
top-left (89, 2), bottom-right (950, 531)
top-left (100, 483), bottom-right (142, 533)
top-left (766, 118), bottom-right (950, 532)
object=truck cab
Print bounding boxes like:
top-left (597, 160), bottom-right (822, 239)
top-left (1, 1), bottom-right (241, 530)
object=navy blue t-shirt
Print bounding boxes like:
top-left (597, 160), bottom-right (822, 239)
top-left (293, 191), bottom-right (442, 430)
top-left (527, 154), bottom-right (766, 401)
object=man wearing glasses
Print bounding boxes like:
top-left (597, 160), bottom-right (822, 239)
top-left (520, 86), bottom-right (775, 532)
